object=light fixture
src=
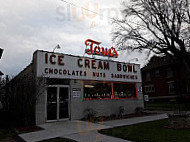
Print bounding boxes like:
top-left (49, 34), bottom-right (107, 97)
top-left (84, 85), bottom-right (95, 88)
top-left (53, 44), bottom-right (61, 52)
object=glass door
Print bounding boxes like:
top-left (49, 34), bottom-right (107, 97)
top-left (47, 86), bottom-right (69, 121)
top-left (59, 87), bottom-right (69, 119)
top-left (47, 87), bottom-right (57, 121)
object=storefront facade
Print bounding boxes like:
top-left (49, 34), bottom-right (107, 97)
top-left (33, 50), bottom-right (144, 124)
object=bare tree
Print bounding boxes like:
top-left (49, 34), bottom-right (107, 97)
top-left (113, 0), bottom-right (190, 73)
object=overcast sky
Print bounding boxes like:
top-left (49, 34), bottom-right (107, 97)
top-left (0, 0), bottom-right (147, 76)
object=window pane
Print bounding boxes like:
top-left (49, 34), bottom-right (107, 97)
top-left (47, 87), bottom-right (57, 120)
top-left (114, 83), bottom-right (136, 99)
top-left (187, 84), bottom-right (190, 93)
top-left (168, 82), bottom-right (175, 94)
top-left (84, 81), bottom-right (112, 100)
top-left (155, 69), bottom-right (160, 77)
top-left (167, 68), bottom-right (173, 78)
top-left (59, 87), bottom-right (69, 119)
top-left (146, 72), bottom-right (151, 81)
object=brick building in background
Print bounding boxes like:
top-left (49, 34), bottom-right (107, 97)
top-left (141, 55), bottom-right (190, 101)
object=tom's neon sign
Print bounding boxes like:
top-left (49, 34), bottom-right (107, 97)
top-left (85, 39), bottom-right (119, 58)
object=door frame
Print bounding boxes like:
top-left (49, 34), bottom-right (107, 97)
top-left (46, 85), bottom-right (70, 122)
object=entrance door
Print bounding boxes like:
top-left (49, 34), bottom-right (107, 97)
top-left (47, 87), bottom-right (57, 121)
top-left (59, 87), bottom-right (69, 119)
top-left (47, 86), bottom-right (69, 121)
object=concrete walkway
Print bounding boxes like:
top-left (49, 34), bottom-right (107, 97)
top-left (99, 113), bottom-right (168, 127)
top-left (19, 121), bottom-right (111, 142)
top-left (63, 130), bottom-right (130, 142)
top-left (19, 114), bottom-right (168, 142)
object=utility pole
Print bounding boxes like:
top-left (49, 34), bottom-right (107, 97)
top-left (0, 48), bottom-right (4, 76)
top-left (0, 48), bottom-right (3, 59)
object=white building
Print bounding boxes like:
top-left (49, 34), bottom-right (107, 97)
top-left (5, 50), bottom-right (144, 125)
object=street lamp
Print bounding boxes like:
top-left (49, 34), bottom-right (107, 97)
top-left (53, 44), bottom-right (61, 52)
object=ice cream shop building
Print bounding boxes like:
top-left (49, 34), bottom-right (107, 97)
top-left (5, 40), bottom-right (144, 125)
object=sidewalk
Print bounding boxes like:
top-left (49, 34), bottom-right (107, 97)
top-left (144, 110), bottom-right (190, 115)
top-left (62, 130), bottom-right (130, 142)
top-left (19, 121), bottom-right (111, 142)
top-left (98, 113), bottom-right (168, 127)
top-left (19, 113), bottom-right (168, 142)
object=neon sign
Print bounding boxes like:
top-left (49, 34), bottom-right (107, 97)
top-left (85, 39), bottom-right (119, 58)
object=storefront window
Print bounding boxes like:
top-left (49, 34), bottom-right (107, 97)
top-left (84, 81), bottom-right (112, 100)
top-left (83, 81), bottom-right (137, 100)
top-left (114, 83), bottom-right (137, 99)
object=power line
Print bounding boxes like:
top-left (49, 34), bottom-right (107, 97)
top-left (60, 0), bottom-right (133, 29)
top-left (60, 0), bottom-right (146, 28)
top-left (60, 0), bottom-right (115, 21)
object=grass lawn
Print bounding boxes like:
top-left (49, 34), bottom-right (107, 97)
top-left (99, 119), bottom-right (190, 142)
top-left (145, 102), bottom-right (187, 111)
top-left (0, 128), bottom-right (16, 140)
top-left (0, 111), bottom-right (17, 140)
top-left (38, 137), bottom-right (77, 142)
